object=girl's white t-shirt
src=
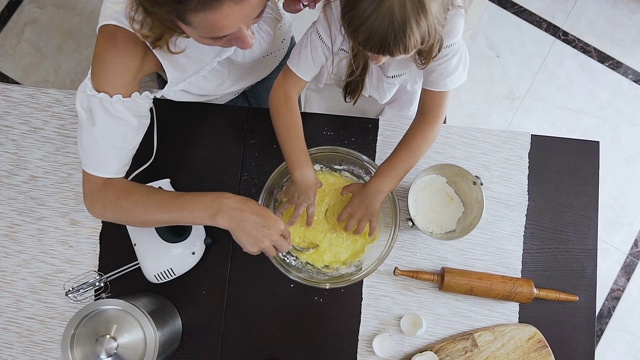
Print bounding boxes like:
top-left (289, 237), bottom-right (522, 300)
top-left (77, 0), bottom-right (292, 178)
top-left (288, 0), bottom-right (468, 122)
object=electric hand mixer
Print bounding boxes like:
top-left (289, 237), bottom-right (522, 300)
top-left (65, 179), bottom-right (212, 302)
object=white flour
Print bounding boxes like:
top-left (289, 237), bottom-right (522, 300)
top-left (410, 174), bottom-right (464, 233)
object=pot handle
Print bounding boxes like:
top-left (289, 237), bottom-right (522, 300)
top-left (474, 175), bottom-right (483, 186)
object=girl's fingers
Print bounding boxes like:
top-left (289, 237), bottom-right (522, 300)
top-left (305, 203), bottom-right (316, 227)
top-left (344, 216), bottom-right (358, 233)
top-left (368, 220), bottom-right (377, 237)
top-left (354, 220), bottom-right (367, 235)
top-left (340, 183), bottom-right (354, 196)
top-left (275, 200), bottom-right (293, 216)
top-left (337, 206), bottom-right (350, 223)
top-left (288, 204), bottom-right (306, 226)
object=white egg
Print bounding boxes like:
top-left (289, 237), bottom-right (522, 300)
top-left (372, 333), bottom-right (396, 358)
top-left (411, 350), bottom-right (439, 360)
top-left (400, 312), bottom-right (426, 336)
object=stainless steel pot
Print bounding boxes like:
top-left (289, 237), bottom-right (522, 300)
top-left (407, 164), bottom-right (484, 240)
top-left (62, 292), bottom-right (182, 360)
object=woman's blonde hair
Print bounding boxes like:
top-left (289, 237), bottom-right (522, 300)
top-left (340, 0), bottom-right (453, 104)
top-left (128, 0), bottom-right (227, 53)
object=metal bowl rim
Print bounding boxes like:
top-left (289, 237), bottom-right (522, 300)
top-left (407, 163), bottom-right (485, 241)
top-left (258, 146), bottom-right (400, 288)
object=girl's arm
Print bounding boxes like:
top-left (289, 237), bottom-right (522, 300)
top-left (338, 88), bottom-right (450, 235)
top-left (83, 25), bottom-right (291, 257)
top-left (269, 65), bottom-right (320, 227)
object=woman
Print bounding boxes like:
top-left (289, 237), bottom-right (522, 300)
top-left (77, 0), bottom-right (316, 256)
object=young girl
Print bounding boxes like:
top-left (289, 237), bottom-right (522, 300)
top-left (77, 0), bottom-right (310, 257)
top-left (269, 0), bottom-right (468, 236)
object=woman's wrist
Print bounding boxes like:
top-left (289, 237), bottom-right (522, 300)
top-left (200, 191), bottom-right (238, 230)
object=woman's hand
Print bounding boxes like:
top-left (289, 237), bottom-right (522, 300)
top-left (337, 181), bottom-right (387, 237)
top-left (275, 172), bottom-right (322, 227)
top-left (223, 195), bottom-right (292, 257)
top-left (282, 0), bottom-right (321, 13)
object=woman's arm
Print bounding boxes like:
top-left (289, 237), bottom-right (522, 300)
top-left (268, 65), bottom-right (320, 226)
top-left (82, 25), bottom-right (291, 256)
top-left (91, 25), bottom-right (162, 97)
top-left (338, 89), bottom-right (450, 235)
top-left (83, 173), bottom-right (290, 256)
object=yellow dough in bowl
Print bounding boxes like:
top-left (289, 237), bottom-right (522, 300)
top-left (282, 170), bottom-right (378, 269)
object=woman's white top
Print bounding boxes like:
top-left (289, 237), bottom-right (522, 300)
top-left (288, 0), bottom-right (468, 122)
top-left (77, 0), bottom-right (292, 178)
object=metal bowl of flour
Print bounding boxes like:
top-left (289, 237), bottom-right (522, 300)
top-left (407, 164), bottom-right (484, 240)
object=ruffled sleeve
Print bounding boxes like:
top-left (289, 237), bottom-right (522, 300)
top-left (422, 7), bottom-right (469, 91)
top-left (76, 75), bottom-right (155, 178)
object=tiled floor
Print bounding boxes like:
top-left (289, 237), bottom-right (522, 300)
top-left (449, 1), bottom-right (640, 358)
top-left (1, 0), bottom-right (638, 358)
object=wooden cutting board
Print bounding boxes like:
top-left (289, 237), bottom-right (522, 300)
top-left (418, 324), bottom-right (554, 360)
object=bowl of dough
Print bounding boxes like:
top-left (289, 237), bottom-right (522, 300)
top-left (407, 164), bottom-right (484, 240)
top-left (259, 146), bottom-right (400, 289)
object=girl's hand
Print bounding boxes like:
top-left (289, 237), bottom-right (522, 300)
top-left (337, 182), bottom-right (387, 237)
top-left (282, 0), bottom-right (321, 14)
top-left (224, 195), bottom-right (292, 257)
top-left (275, 173), bottom-right (322, 227)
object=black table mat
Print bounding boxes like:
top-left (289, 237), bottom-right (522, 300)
top-left (520, 135), bottom-right (599, 360)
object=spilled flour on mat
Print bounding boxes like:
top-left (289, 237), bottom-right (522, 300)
top-left (411, 174), bottom-right (464, 233)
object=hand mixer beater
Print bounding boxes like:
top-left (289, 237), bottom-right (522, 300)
top-left (64, 261), bottom-right (141, 302)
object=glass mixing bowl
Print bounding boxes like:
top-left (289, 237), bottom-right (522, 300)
top-left (259, 146), bottom-right (400, 289)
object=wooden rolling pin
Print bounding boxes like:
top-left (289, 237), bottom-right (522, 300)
top-left (393, 266), bottom-right (579, 303)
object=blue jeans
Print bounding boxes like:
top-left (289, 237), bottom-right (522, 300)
top-left (225, 37), bottom-right (295, 108)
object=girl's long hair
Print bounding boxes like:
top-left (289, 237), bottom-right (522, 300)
top-left (128, 0), bottom-right (224, 53)
top-left (340, 0), bottom-right (454, 104)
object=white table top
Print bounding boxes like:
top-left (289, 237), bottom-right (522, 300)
top-left (0, 83), bottom-right (100, 358)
